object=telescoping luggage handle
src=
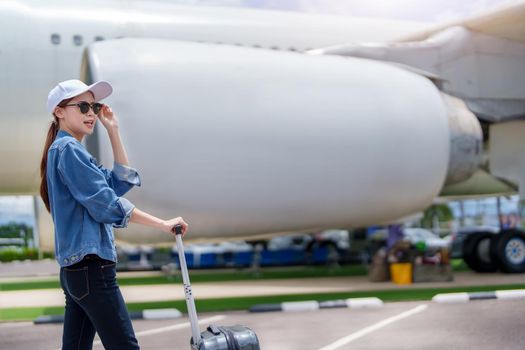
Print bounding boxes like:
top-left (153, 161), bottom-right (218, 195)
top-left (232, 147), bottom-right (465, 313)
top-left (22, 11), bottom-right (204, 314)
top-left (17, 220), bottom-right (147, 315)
top-left (172, 224), bottom-right (202, 347)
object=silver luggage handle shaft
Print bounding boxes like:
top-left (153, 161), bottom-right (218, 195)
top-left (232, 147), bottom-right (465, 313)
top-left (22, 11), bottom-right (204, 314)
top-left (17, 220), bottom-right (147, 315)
top-left (173, 224), bottom-right (202, 347)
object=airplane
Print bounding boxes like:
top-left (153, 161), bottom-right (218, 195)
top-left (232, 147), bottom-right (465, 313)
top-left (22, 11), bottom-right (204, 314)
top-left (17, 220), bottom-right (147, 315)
top-left (0, 0), bottom-right (524, 273)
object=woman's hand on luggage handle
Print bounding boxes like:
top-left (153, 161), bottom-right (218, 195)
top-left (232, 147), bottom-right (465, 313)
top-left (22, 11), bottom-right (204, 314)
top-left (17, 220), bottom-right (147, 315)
top-left (162, 217), bottom-right (188, 237)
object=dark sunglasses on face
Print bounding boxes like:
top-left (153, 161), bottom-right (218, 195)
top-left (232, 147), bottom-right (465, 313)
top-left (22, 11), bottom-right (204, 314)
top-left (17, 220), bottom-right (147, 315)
top-left (63, 101), bottom-right (103, 114)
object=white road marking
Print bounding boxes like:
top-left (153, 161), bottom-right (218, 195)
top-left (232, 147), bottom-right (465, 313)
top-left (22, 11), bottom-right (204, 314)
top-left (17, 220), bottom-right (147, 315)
top-left (92, 315), bottom-right (226, 347)
top-left (318, 304), bottom-right (428, 350)
top-left (51, 315), bottom-right (226, 349)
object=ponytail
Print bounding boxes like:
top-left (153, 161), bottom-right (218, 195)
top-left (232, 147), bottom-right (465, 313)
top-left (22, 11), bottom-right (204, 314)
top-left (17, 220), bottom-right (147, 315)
top-left (40, 120), bottom-right (60, 213)
top-left (39, 97), bottom-right (73, 213)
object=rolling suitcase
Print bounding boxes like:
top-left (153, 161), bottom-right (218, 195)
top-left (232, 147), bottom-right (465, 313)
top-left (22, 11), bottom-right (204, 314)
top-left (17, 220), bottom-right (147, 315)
top-left (172, 224), bottom-right (261, 350)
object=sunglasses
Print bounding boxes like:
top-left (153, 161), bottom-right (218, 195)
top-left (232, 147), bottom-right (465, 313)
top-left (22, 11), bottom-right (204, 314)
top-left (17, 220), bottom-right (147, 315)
top-left (63, 101), bottom-right (103, 114)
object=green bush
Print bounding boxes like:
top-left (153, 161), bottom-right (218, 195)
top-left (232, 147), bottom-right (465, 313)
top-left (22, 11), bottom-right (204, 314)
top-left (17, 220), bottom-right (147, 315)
top-left (0, 222), bottom-right (32, 239)
top-left (0, 247), bottom-right (40, 262)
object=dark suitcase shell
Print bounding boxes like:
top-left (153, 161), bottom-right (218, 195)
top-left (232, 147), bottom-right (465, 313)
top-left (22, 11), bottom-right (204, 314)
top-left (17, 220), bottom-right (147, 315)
top-left (193, 324), bottom-right (261, 350)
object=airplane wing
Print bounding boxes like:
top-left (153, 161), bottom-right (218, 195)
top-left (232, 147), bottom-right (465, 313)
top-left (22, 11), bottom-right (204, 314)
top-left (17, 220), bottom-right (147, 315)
top-left (307, 2), bottom-right (525, 123)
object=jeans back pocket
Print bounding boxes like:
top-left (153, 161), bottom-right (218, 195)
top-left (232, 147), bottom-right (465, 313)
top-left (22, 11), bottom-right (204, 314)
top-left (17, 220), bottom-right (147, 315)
top-left (100, 261), bottom-right (117, 288)
top-left (63, 266), bottom-right (90, 300)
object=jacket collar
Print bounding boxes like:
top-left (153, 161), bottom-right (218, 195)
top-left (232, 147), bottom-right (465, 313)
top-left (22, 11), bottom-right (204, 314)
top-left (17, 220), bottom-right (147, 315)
top-left (56, 129), bottom-right (75, 139)
top-left (55, 129), bottom-right (85, 146)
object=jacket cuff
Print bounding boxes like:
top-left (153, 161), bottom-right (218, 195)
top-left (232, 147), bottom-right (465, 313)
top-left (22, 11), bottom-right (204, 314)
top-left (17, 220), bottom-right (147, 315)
top-left (113, 161), bottom-right (142, 187)
top-left (113, 197), bottom-right (135, 228)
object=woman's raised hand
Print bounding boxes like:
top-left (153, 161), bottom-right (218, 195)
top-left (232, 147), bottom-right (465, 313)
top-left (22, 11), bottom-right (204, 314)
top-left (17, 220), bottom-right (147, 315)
top-left (162, 217), bottom-right (189, 237)
top-left (98, 104), bottom-right (119, 132)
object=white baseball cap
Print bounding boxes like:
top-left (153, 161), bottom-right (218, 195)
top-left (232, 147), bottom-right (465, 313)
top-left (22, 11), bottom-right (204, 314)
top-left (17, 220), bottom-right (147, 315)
top-left (47, 79), bottom-right (113, 114)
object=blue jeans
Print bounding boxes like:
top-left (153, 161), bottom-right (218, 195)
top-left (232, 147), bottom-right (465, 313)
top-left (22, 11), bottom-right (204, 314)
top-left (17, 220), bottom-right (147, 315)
top-left (59, 255), bottom-right (140, 349)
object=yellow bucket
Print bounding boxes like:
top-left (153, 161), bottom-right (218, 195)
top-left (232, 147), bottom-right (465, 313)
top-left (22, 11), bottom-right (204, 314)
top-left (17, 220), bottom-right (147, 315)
top-left (390, 263), bottom-right (412, 285)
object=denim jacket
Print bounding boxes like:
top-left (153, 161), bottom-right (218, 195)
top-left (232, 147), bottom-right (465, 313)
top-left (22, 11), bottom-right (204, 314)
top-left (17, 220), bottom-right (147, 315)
top-left (47, 129), bottom-right (141, 267)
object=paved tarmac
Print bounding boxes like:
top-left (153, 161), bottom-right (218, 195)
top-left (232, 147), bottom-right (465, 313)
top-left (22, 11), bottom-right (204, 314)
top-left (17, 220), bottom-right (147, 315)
top-left (2, 260), bottom-right (525, 349)
top-left (1, 299), bottom-right (524, 350)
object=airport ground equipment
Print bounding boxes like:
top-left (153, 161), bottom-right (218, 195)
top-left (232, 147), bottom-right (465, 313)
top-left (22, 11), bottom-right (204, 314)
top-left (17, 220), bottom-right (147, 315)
top-left (461, 228), bottom-right (525, 273)
top-left (462, 231), bottom-right (499, 273)
top-left (173, 225), bottom-right (261, 350)
top-left (489, 229), bottom-right (525, 273)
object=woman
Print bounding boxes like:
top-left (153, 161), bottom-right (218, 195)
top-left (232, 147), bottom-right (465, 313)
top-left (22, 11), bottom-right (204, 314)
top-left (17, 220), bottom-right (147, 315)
top-left (40, 79), bottom-right (188, 349)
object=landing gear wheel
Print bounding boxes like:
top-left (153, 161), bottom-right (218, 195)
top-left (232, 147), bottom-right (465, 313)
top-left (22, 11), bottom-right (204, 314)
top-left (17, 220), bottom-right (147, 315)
top-left (462, 232), bottom-right (498, 272)
top-left (490, 229), bottom-right (525, 273)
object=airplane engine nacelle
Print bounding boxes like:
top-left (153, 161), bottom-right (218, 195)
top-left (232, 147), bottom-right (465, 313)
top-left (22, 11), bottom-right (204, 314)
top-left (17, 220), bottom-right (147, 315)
top-left (82, 38), bottom-right (451, 241)
top-left (441, 92), bottom-right (483, 186)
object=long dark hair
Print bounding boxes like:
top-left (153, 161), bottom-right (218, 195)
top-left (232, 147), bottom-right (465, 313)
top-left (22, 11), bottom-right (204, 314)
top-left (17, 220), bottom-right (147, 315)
top-left (39, 97), bottom-right (73, 213)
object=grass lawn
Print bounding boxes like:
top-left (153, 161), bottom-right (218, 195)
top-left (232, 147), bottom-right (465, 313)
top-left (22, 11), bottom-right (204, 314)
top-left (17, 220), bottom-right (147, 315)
top-left (2, 283), bottom-right (525, 321)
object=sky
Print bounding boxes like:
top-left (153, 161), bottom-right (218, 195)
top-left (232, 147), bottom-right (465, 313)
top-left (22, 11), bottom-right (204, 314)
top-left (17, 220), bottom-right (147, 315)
top-left (169, 0), bottom-right (522, 22)
top-left (1, 0), bottom-right (523, 227)
top-left (0, 195), bottom-right (35, 227)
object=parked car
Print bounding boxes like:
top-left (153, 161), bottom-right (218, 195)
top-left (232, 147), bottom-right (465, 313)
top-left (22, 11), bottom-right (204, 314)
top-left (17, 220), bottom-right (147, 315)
top-left (318, 230), bottom-right (350, 250)
top-left (267, 234), bottom-right (313, 251)
top-left (403, 228), bottom-right (452, 249)
top-left (263, 231), bottom-right (351, 266)
top-left (368, 227), bottom-right (452, 251)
